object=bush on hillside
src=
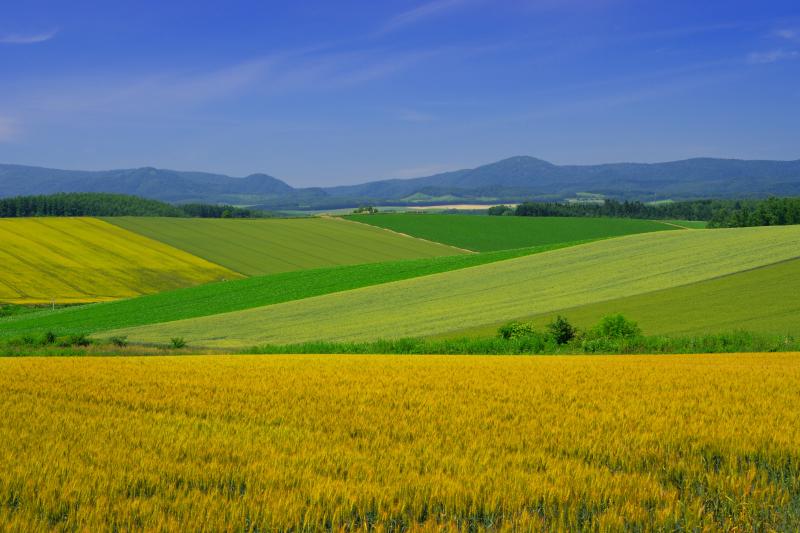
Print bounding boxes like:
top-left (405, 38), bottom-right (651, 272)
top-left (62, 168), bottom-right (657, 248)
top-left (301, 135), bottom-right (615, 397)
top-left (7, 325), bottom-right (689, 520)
top-left (547, 315), bottom-right (577, 344)
top-left (589, 314), bottom-right (642, 340)
top-left (498, 321), bottom-right (538, 340)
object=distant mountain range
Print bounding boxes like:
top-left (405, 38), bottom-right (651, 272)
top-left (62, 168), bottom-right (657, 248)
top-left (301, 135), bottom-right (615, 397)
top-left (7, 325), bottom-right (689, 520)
top-left (2, 156), bottom-right (800, 209)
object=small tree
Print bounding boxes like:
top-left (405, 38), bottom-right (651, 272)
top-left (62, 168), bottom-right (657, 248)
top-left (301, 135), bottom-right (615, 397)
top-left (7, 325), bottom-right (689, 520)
top-left (547, 315), bottom-right (576, 344)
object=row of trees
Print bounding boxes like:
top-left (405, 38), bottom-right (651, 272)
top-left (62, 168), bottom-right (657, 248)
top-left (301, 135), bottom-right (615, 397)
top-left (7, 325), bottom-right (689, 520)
top-left (707, 197), bottom-right (800, 227)
top-left (0, 193), bottom-right (268, 218)
top-left (490, 199), bottom-right (717, 220)
top-left (490, 197), bottom-right (800, 227)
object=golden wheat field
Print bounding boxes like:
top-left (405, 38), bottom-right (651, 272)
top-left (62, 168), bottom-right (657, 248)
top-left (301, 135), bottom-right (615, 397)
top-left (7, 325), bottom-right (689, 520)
top-left (1, 354), bottom-right (799, 531)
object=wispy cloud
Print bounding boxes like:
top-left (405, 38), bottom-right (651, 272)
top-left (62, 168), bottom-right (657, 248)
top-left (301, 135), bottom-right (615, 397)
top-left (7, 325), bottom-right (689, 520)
top-left (379, 0), bottom-right (476, 34)
top-left (774, 28), bottom-right (799, 41)
top-left (8, 45), bottom-right (442, 119)
top-left (0, 117), bottom-right (17, 142)
top-left (747, 49), bottom-right (800, 64)
top-left (396, 109), bottom-right (436, 122)
top-left (0, 29), bottom-right (58, 44)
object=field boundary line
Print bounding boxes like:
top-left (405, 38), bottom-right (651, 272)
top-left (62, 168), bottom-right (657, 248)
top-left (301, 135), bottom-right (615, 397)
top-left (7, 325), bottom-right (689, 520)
top-left (658, 221), bottom-right (695, 230)
top-left (328, 216), bottom-right (477, 254)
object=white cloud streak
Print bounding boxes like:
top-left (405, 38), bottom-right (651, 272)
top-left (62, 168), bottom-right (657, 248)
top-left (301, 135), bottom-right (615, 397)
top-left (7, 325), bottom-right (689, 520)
top-left (379, 0), bottom-right (475, 34)
top-left (397, 109), bottom-right (436, 122)
top-left (0, 117), bottom-right (17, 142)
top-left (775, 29), bottom-right (798, 41)
top-left (6, 46), bottom-right (443, 119)
top-left (747, 49), bottom-right (800, 64)
top-left (0, 29), bottom-right (58, 44)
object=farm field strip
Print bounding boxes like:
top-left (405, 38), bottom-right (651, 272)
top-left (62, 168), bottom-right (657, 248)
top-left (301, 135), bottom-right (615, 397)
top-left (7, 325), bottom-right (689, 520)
top-left (112, 225), bottom-right (800, 347)
top-left (1, 354), bottom-right (798, 530)
top-left (0, 218), bottom-right (238, 304)
top-left (0, 242), bottom-right (582, 339)
top-left (107, 216), bottom-right (464, 276)
top-left (442, 258), bottom-right (800, 339)
top-left (344, 214), bottom-right (676, 251)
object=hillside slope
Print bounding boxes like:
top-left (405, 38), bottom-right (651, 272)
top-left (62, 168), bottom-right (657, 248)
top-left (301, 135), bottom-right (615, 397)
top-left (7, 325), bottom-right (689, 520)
top-left (0, 218), bottom-right (239, 304)
top-left (110, 225), bottom-right (800, 347)
top-left (346, 214), bottom-right (675, 251)
top-left (0, 242), bottom-right (581, 338)
top-left (444, 258), bottom-right (800, 338)
top-left (107, 217), bottom-right (464, 276)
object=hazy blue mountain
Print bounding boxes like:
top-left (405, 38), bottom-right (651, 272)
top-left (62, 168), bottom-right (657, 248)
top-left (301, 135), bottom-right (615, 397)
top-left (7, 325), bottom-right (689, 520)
top-left (2, 156), bottom-right (800, 208)
top-left (0, 164), bottom-right (293, 203)
top-left (324, 156), bottom-right (800, 202)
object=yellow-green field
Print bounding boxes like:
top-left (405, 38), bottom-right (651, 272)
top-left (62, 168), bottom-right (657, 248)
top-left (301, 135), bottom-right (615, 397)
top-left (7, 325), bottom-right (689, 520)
top-left (0, 218), bottom-right (240, 304)
top-left (113, 225), bottom-right (800, 347)
top-left (107, 216), bottom-right (465, 276)
top-left (1, 354), bottom-right (798, 531)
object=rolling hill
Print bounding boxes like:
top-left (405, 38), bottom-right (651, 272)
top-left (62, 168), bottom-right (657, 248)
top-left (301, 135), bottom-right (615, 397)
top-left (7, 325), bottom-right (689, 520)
top-left (345, 214), bottom-right (676, 252)
top-left (106, 216), bottom-right (464, 276)
top-left (107, 225), bottom-right (800, 347)
top-left (0, 242), bottom-right (580, 339)
top-left (443, 258), bottom-right (800, 338)
top-left (3, 156), bottom-right (800, 207)
top-left (0, 218), bottom-right (240, 304)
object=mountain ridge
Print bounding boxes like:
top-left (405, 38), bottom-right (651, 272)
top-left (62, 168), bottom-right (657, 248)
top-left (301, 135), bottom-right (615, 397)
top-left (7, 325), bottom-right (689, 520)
top-left (2, 156), bottom-right (800, 208)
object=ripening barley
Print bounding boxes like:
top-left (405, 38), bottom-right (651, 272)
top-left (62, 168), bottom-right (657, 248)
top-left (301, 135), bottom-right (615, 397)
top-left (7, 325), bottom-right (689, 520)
top-left (0, 353), bottom-right (799, 531)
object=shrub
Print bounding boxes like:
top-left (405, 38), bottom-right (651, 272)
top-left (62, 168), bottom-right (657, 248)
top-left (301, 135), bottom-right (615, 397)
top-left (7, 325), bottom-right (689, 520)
top-left (42, 331), bottom-right (57, 345)
top-left (59, 333), bottom-right (92, 347)
top-left (109, 336), bottom-right (128, 347)
top-left (590, 314), bottom-right (641, 339)
top-left (170, 337), bottom-right (187, 349)
top-left (498, 321), bottom-right (537, 340)
top-left (547, 315), bottom-right (577, 344)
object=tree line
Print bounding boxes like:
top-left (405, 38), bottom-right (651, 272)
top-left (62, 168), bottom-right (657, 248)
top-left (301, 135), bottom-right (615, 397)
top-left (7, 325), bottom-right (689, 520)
top-left (489, 197), bottom-right (800, 227)
top-left (0, 193), bottom-right (269, 218)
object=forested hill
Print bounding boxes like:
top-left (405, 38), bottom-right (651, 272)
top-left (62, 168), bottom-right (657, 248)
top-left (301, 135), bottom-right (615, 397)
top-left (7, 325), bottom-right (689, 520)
top-left (0, 193), bottom-right (268, 218)
top-left (0, 164), bottom-right (293, 204)
top-left (3, 156), bottom-right (800, 208)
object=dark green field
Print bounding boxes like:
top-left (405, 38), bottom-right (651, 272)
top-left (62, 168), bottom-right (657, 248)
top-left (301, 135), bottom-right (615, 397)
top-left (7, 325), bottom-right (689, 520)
top-left (0, 242), bottom-right (581, 339)
top-left (345, 214), bottom-right (678, 251)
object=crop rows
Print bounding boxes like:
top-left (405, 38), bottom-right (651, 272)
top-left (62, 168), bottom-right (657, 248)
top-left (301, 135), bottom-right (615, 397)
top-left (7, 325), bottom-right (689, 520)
top-left (0, 242), bottom-right (578, 339)
top-left (108, 216), bottom-right (463, 275)
top-left (1, 354), bottom-right (798, 530)
top-left (0, 218), bottom-right (237, 304)
top-left (114, 225), bottom-right (800, 347)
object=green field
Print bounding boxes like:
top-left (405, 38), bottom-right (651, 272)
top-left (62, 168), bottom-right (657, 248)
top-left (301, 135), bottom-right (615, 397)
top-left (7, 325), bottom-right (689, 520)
top-left (0, 242), bottom-right (581, 339)
top-left (344, 214), bottom-right (676, 251)
top-left (107, 216), bottom-right (463, 276)
top-left (442, 258), bottom-right (800, 338)
top-left (111, 226), bottom-right (800, 348)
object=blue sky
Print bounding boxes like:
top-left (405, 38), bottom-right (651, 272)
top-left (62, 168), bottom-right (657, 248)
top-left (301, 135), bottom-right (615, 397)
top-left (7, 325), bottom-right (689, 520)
top-left (0, 0), bottom-right (798, 186)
